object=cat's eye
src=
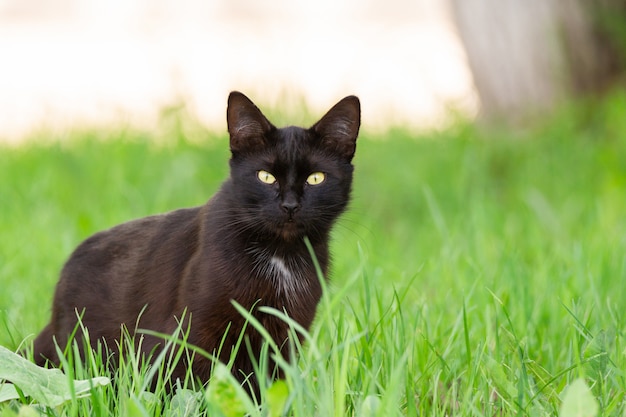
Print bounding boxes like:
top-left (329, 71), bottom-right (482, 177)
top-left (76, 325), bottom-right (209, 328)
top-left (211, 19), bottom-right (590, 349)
top-left (306, 172), bottom-right (325, 185)
top-left (257, 170), bottom-right (277, 184)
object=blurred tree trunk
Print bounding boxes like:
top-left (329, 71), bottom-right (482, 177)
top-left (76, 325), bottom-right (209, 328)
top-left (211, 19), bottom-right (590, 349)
top-left (450, 0), bottom-right (625, 124)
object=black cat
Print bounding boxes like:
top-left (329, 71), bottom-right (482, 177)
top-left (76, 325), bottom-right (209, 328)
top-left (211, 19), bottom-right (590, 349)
top-left (33, 91), bottom-right (360, 391)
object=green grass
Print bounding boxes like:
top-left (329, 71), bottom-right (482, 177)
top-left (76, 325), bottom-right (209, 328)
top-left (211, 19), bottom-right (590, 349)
top-left (1, 91), bottom-right (626, 416)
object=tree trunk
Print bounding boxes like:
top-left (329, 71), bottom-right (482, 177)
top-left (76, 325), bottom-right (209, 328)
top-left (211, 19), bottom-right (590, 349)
top-left (450, 0), bottom-right (624, 124)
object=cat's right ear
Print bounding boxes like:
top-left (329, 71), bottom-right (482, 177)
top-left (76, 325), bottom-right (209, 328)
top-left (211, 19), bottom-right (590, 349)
top-left (227, 92), bottom-right (275, 154)
top-left (311, 95), bottom-right (360, 161)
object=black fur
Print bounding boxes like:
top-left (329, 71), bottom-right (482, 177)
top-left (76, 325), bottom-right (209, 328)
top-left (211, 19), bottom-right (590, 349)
top-left (33, 91), bottom-right (360, 391)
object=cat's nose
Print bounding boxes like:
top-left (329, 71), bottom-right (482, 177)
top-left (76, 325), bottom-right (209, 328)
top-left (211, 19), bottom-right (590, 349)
top-left (281, 200), bottom-right (301, 216)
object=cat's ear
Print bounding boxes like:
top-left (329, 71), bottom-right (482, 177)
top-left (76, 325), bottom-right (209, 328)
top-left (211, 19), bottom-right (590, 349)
top-left (311, 95), bottom-right (360, 161)
top-left (227, 92), bottom-right (275, 154)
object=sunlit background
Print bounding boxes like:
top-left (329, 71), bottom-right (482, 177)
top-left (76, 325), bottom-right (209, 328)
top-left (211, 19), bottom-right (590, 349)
top-left (0, 0), bottom-right (477, 141)
top-left (3, 0), bottom-right (624, 141)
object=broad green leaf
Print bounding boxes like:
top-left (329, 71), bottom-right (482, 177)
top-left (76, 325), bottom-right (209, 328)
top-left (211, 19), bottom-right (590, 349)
top-left (205, 363), bottom-right (254, 417)
top-left (266, 380), bottom-right (289, 417)
top-left (138, 390), bottom-right (158, 409)
top-left (0, 345), bottom-right (109, 407)
top-left (0, 384), bottom-right (20, 403)
top-left (167, 388), bottom-right (202, 417)
top-left (559, 378), bottom-right (598, 417)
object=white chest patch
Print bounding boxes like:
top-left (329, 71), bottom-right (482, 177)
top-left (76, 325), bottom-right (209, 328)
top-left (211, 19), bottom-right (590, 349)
top-left (270, 256), bottom-right (293, 282)
top-left (248, 244), bottom-right (310, 302)
top-left (247, 247), bottom-right (309, 298)
top-left (268, 255), bottom-right (303, 297)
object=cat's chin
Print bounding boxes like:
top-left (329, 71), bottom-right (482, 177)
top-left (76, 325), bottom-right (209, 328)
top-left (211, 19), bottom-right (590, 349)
top-left (276, 221), bottom-right (305, 242)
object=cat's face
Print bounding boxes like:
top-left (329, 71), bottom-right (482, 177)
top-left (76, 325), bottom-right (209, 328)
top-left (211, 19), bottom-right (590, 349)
top-left (226, 92), bottom-right (360, 242)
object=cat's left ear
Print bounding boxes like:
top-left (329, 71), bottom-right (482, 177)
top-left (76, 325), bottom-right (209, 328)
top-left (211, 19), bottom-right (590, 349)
top-left (227, 91), bottom-right (275, 154)
top-left (311, 96), bottom-right (360, 161)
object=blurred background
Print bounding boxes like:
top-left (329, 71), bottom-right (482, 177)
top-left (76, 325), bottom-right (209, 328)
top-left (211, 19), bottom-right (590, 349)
top-left (3, 0), bottom-right (624, 141)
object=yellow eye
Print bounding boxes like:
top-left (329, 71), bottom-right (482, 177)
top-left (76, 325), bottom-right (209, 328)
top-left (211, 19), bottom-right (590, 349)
top-left (257, 170), bottom-right (277, 184)
top-left (306, 172), bottom-right (325, 185)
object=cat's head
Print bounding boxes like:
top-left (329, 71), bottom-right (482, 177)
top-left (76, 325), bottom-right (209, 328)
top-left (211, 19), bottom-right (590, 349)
top-left (225, 91), bottom-right (360, 242)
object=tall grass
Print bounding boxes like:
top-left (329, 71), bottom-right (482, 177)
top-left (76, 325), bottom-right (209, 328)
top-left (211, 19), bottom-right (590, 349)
top-left (1, 91), bottom-right (625, 415)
